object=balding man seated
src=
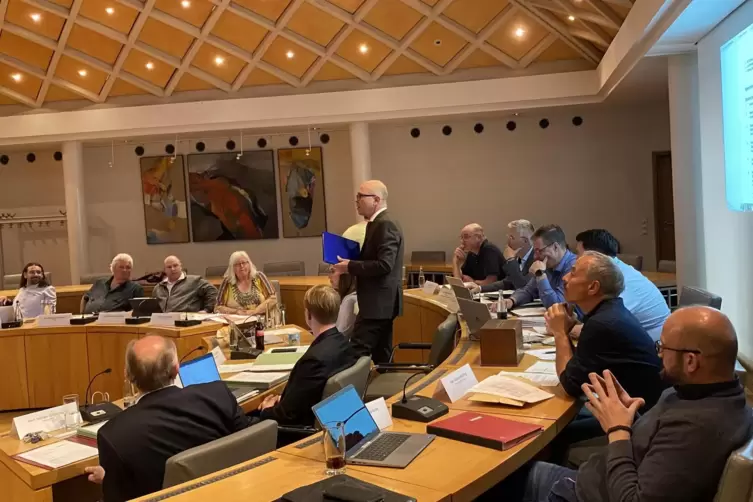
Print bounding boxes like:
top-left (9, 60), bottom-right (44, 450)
top-left (518, 306), bottom-right (753, 502)
top-left (452, 223), bottom-right (505, 286)
top-left (152, 256), bottom-right (217, 312)
top-left (84, 336), bottom-right (255, 502)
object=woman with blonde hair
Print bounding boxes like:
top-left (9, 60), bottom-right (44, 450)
top-left (215, 251), bottom-right (277, 315)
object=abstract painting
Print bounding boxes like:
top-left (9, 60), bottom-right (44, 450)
top-left (139, 155), bottom-right (190, 244)
top-left (187, 151), bottom-right (279, 242)
top-left (277, 147), bottom-right (327, 238)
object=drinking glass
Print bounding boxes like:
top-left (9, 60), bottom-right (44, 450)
top-left (123, 380), bottom-right (136, 409)
top-left (279, 304), bottom-right (287, 327)
top-left (62, 394), bottom-right (82, 430)
top-left (323, 422), bottom-right (346, 475)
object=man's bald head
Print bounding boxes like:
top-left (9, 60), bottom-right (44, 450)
top-left (661, 306), bottom-right (738, 382)
top-left (164, 255), bottom-right (183, 282)
top-left (459, 223), bottom-right (485, 253)
top-left (125, 335), bottom-right (179, 393)
top-left (360, 180), bottom-right (388, 201)
top-left (356, 180), bottom-right (388, 218)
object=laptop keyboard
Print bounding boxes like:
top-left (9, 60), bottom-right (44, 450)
top-left (353, 433), bottom-right (410, 461)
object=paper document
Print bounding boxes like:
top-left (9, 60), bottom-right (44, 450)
top-left (224, 371), bottom-right (288, 385)
top-left (520, 317), bottom-right (547, 328)
top-left (16, 440), bottom-right (98, 469)
top-left (264, 345), bottom-right (309, 354)
top-left (498, 371), bottom-right (560, 387)
top-left (263, 327), bottom-right (302, 336)
top-left (512, 307), bottom-right (547, 317)
top-left (532, 326), bottom-right (549, 335)
top-left (526, 348), bottom-right (557, 361)
top-left (218, 362), bottom-right (257, 373)
top-left (527, 361), bottom-right (557, 375)
top-left (77, 421), bottom-right (108, 439)
top-left (523, 329), bottom-right (546, 343)
top-left (468, 376), bottom-right (554, 404)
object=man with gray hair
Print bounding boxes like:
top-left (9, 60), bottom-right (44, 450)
top-left (83, 253), bottom-right (144, 314)
top-left (468, 219), bottom-right (535, 293)
top-left (545, 251), bottom-right (663, 408)
top-left (84, 335), bottom-right (254, 501)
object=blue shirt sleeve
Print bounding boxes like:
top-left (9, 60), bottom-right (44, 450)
top-left (511, 277), bottom-right (538, 306)
top-left (537, 276), bottom-right (567, 308)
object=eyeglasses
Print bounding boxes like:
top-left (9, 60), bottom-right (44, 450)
top-left (533, 242), bottom-right (554, 254)
top-left (356, 193), bottom-right (377, 201)
top-left (655, 340), bottom-right (701, 355)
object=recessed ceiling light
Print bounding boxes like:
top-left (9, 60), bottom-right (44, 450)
top-left (181, 0), bottom-right (190, 8)
top-left (78, 69), bottom-right (88, 77)
top-left (11, 73), bottom-right (22, 83)
top-left (30, 13), bottom-right (42, 23)
top-left (358, 43), bottom-right (369, 54)
top-left (567, 15), bottom-right (576, 22)
top-left (514, 27), bottom-right (526, 38)
top-left (286, 50), bottom-right (295, 59)
top-left (145, 61), bottom-right (155, 70)
top-left (105, 7), bottom-right (115, 15)
top-left (214, 56), bottom-right (225, 66)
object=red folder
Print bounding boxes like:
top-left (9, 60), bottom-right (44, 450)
top-left (427, 412), bottom-right (543, 451)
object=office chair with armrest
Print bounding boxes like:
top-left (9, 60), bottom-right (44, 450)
top-left (205, 266), bottom-right (226, 278)
top-left (162, 420), bottom-right (278, 488)
top-left (679, 286), bottom-right (722, 310)
top-left (263, 261), bottom-right (305, 277)
top-left (411, 251), bottom-right (446, 264)
top-left (714, 432), bottom-right (753, 502)
top-left (318, 263), bottom-right (332, 276)
top-left (364, 313), bottom-right (458, 402)
top-left (617, 254), bottom-right (643, 271)
top-left (80, 273), bottom-right (109, 285)
top-left (3, 274), bottom-right (22, 289)
top-left (658, 260), bottom-right (676, 273)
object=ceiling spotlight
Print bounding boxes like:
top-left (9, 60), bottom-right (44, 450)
top-left (358, 43), bottom-right (369, 54)
top-left (285, 50), bottom-right (295, 59)
top-left (30, 13), bottom-right (42, 23)
top-left (105, 7), bottom-right (114, 15)
top-left (181, 0), bottom-right (191, 7)
top-left (11, 73), bottom-right (22, 83)
top-left (214, 56), bottom-right (225, 66)
top-left (514, 27), bottom-right (526, 38)
top-left (145, 61), bottom-right (155, 70)
top-left (567, 15), bottom-right (575, 22)
top-left (78, 69), bottom-right (88, 77)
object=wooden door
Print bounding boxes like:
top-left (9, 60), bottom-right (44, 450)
top-left (653, 152), bottom-right (676, 266)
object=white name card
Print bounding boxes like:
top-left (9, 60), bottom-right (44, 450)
top-left (11, 402), bottom-right (77, 439)
top-left (36, 313), bottom-right (72, 327)
top-left (422, 281), bottom-right (440, 294)
top-left (211, 346), bottom-right (226, 366)
top-left (436, 364), bottom-right (478, 403)
top-left (366, 397), bottom-right (393, 431)
top-left (97, 312), bottom-right (128, 325)
top-left (437, 287), bottom-right (460, 312)
top-left (151, 313), bottom-right (180, 326)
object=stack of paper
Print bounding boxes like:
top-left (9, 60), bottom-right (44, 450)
top-left (224, 371), bottom-right (289, 389)
top-left (467, 375), bottom-right (554, 407)
top-left (525, 348), bottom-right (557, 361)
top-left (511, 307), bottom-right (547, 317)
top-left (527, 361), bottom-right (557, 375)
top-left (217, 362), bottom-right (257, 374)
top-left (76, 421), bottom-right (108, 440)
top-left (498, 371), bottom-right (560, 387)
top-left (518, 316), bottom-right (547, 329)
top-left (14, 440), bottom-right (98, 469)
top-left (248, 351), bottom-right (304, 372)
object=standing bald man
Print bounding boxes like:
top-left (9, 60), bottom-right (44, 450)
top-left (333, 180), bottom-right (404, 363)
top-left (519, 306), bottom-right (753, 502)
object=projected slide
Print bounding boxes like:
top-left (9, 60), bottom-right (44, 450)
top-left (721, 21), bottom-right (753, 212)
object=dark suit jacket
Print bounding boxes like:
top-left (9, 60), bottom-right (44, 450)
top-left (97, 382), bottom-right (254, 502)
top-left (347, 210), bottom-right (404, 319)
top-left (480, 249), bottom-right (535, 292)
top-left (259, 327), bottom-right (359, 426)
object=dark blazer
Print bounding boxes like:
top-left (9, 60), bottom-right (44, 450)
top-left (347, 210), bottom-right (405, 319)
top-left (480, 249), bottom-right (535, 292)
top-left (259, 327), bottom-right (359, 426)
top-left (83, 278), bottom-right (144, 314)
top-left (97, 382), bottom-right (254, 502)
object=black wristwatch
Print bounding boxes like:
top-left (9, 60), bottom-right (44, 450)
top-left (535, 269), bottom-right (545, 278)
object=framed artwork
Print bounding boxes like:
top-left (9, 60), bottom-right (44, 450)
top-left (139, 155), bottom-right (190, 244)
top-left (187, 151), bottom-right (279, 242)
top-left (277, 147), bottom-right (327, 238)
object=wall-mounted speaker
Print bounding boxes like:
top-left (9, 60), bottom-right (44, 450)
top-left (320, 133), bottom-right (330, 144)
top-left (53, 151), bottom-right (63, 161)
top-left (474, 123), bottom-right (484, 134)
top-left (135, 146), bottom-right (145, 156)
top-left (0, 155), bottom-right (8, 165)
top-left (195, 141), bottom-right (206, 152)
top-left (257, 138), bottom-right (267, 148)
top-left (26, 153), bottom-right (36, 163)
top-left (410, 128), bottom-right (421, 138)
top-left (572, 116), bottom-right (583, 126)
top-left (289, 136), bottom-right (299, 146)
top-left (506, 121), bottom-right (516, 131)
top-left (539, 119), bottom-right (550, 129)
top-left (226, 140), bottom-right (236, 150)
top-left (442, 125), bottom-right (452, 136)
top-left (165, 144), bottom-right (175, 155)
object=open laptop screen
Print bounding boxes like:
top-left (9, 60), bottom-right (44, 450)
top-left (178, 353), bottom-right (220, 386)
top-left (312, 385), bottom-right (379, 452)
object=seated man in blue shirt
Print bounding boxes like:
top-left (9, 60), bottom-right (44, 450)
top-left (504, 224), bottom-right (577, 310)
top-left (575, 229), bottom-right (670, 341)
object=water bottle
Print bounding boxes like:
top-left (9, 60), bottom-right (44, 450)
top-left (418, 267), bottom-right (426, 288)
top-left (497, 291), bottom-right (507, 320)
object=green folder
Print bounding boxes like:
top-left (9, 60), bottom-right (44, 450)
top-left (250, 351), bottom-right (305, 371)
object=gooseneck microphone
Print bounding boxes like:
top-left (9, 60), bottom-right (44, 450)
top-left (400, 372), bottom-right (426, 404)
top-left (180, 346), bottom-right (205, 363)
top-left (85, 368), bottom-right (112, 406)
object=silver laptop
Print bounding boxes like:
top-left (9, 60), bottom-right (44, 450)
top-left (312, 384), bottom-right (434, 468)
top-left (446, 276), bottom-right (464, 287)
top-left (451, 284), bottom-right (473, 301)
top-left (457, 297), bottom-right (492, 335)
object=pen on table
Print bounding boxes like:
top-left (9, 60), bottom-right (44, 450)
top-left (544, 350), bottom-right (556, 354)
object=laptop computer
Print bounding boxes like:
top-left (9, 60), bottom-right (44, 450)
top-left (178, 353), bottom-right (259, 403)
top-left (446, 276), bottom-right (464, 287)
top-left (129, 297), bottom-right (163, 317)
top-left (451, 284), bottom-right (473, 301)
top-left (312, 385), bottom-right (434, 469)
top-left (457, 297), bottom-right (492, 335)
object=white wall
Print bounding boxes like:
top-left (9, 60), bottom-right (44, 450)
top-left (695, 0), bottom-right (753, 359)
top-left (370, 105), bottom-right (670, 268)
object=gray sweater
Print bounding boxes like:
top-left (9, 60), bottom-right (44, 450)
top-left (151, 275), bottom-right (217, 313)
top-left (577, 380), bottom-right (752, 502)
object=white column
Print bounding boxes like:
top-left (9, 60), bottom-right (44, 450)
top-left (62, 141), bottom-right (88, 285)
top-left (667, 53), bottom-right (705, 289)
top-left (349, 122), bottom-right (371, 221)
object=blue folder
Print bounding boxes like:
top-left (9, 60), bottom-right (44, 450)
top-left (322, 232), bottom-right (361, 265)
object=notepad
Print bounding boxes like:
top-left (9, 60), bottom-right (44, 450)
top-left (76, 421), bottom-right (108, 440)
top-left (224, 371), bottom-right (289, 389)
top-left (467, 375), bottom-right (554, 406)
top-left (247, 351), bottom-right (304, 371)
top-left (15, 440), bottom-right (98, 469)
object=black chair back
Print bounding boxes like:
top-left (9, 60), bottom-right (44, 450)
top-left (427, 314), bottom-right (458, 367)
top-left (679, 286), bottom-right (722, 310)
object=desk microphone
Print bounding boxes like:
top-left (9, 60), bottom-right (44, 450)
top-left (391, 372), bottom-right (449, 423)
top-left (180, 345), bottom-right (205, 363)
top-left (80, 367), bottom-right (123, 423)
top-left (85, 368), bottom-right (112, 407)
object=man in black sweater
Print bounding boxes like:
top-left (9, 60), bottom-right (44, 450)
top-left (518, 305), bottom-right (752, 502)
top-left (83, 336), bottom-right (255, 502)
top-left (546, 251), bottom-right (663, 408)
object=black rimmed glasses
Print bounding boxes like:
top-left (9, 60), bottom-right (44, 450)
top-left (355, 193), bottom-right (377, 201)
top-left (655, 340), bottom-right (701, 355)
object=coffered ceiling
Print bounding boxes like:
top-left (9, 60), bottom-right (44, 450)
top-left (0, 0), bottom-right (634, 109)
